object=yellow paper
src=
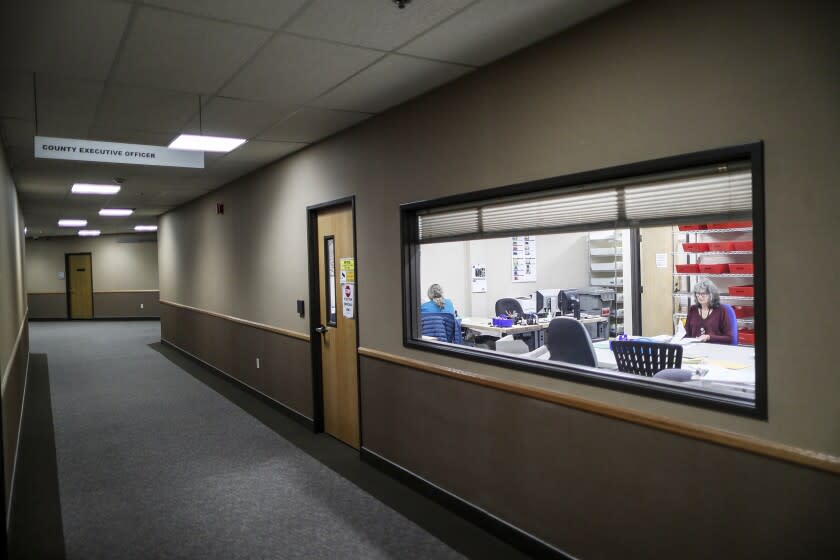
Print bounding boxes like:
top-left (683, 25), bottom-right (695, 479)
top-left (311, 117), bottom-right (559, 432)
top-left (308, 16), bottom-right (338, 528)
top-left (708, 359), bottom-right (748, 370)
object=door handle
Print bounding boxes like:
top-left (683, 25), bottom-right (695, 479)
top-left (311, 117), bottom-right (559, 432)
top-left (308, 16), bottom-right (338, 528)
top-left (315, 325), bottom-right (327, 335)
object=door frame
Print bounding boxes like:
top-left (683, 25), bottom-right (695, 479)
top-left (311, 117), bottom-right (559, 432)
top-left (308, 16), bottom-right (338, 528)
top-left (65, 252), bottom-right (94, 320)
top-left (306, 196), bottom-right (362, 446)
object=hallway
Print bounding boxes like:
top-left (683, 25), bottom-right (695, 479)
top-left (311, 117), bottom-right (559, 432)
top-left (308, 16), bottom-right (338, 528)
top-left (10, 321), bottom-right (524, 559)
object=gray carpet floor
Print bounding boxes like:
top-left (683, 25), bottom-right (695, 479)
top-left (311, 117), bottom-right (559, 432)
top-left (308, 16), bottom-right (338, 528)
top-left (28, 321), bottom-right (468, 560)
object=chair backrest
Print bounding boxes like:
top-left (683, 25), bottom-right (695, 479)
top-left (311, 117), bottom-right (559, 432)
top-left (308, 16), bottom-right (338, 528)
top-left (420, 312), bottom-right (461, 344)
top-left (495, 298), bottom-right (524, 317)
top-left (545, 317), bottom-right (598, 367)
top-left (610, 340), bottom-right (683, 377)
top-left (719, 303), bottom-right (739, 345)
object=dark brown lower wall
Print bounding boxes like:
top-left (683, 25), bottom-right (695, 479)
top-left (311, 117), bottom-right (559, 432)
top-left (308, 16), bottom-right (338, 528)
top-left (27, 293), bottom-right (66, 319)
top-left (94, 291), bottom-right (161, 318)
top-left (360, 356), bottom-right (840, 559)
top-left (28, 291), bottom-right (161, 319)
top-left (2, 322), bottom-right (28, 508)
top-left (160, 303), bottom-right (313, 419)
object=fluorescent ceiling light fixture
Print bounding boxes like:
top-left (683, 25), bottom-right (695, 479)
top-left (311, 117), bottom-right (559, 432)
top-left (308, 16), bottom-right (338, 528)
top-left (168, 134), bottom-right (247, 152)
top-left (99, 208), bottom-right (133, 217)
top-left (72, 183), bottom-right (121, 195)
top-left (134, 225), bottom-right (158, 232)
top-left (78, 230), bottom-right (101, 237)
top-left (58, 219), bottom-right (87, 227)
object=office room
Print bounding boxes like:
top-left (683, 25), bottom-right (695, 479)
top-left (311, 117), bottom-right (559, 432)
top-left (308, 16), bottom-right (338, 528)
top-left (414, 162), bottom-right (758, 406)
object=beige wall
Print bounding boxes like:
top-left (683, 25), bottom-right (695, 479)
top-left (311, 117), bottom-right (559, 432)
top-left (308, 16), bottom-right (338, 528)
top-left (26, 234), bottom-right (158, 293)
top-left (159, 1), bottom-right (840, 455)
top-left (0, 145), bottom-right (26, 379)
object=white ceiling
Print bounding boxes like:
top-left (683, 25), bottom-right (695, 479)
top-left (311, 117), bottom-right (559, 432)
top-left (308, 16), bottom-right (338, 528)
top-left (0, 0), bottom-right (625, 238)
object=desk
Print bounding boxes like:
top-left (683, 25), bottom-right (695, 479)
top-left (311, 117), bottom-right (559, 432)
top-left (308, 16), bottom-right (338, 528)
top-left (461, 315), bottom-right (609, 347)
top-left (593, 339), bottom-right (755, 389)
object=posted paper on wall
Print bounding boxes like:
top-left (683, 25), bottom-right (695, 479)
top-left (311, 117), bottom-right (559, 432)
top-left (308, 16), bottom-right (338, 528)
top-left (511, 236), bottom-right (537, 282)
top-left (471, 264), bottom-right (487, 293)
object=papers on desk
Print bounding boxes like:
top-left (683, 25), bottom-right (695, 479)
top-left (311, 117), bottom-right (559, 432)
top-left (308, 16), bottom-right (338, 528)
top-left (667, 322), bottom-right (699, 345)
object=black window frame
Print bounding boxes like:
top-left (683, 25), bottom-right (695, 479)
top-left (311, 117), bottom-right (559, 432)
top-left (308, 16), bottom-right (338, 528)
top-left (400, 142), bottom-right (766, 418)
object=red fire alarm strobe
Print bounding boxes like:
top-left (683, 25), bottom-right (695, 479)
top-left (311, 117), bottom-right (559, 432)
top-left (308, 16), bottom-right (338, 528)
top-left (216, 203), bottom-right (224, 215)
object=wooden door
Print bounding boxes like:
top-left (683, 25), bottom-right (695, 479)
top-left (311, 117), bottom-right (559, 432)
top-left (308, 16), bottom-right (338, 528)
top-left (639, 226), bottom-right (675, 336)
top-left (315, 204), bottom-right (359, 448)
top-left (67, 253), bottom-right (93, 319)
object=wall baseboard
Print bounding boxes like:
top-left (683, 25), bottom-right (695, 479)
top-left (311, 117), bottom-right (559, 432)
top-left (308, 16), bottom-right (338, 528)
top-left (360, 448), bottom-right (572, 560)
top-left (160, 339), bottom-right (314, 431)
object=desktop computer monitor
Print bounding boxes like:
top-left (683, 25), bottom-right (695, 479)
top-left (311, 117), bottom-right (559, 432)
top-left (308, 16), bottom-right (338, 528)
top-left (535, 289), bottom-right (561, 316)
top-left (536, 288), bottom-right (579, 318)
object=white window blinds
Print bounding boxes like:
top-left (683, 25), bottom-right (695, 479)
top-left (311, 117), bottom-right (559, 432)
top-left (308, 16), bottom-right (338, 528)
top-left (416, 162), bottom-right (751, 242)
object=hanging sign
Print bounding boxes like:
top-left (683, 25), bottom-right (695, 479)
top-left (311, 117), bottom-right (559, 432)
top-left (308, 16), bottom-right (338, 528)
top-left (471, 264), bottom-right (487, 293)
top-left (35, 136), bottom-right (204, 168)
top-left (342, 283), bottom-right (355, 319)
top-left (339, 257), bottom-right (355, 283)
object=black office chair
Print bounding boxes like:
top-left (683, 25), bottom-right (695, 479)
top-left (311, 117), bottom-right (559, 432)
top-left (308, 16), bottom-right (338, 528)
top-left (610, 340), bottom-right (683, 377)
top-left (495, 298), bottom-right (524, 318)
top-left (545, 317), bottom-right (598, 367)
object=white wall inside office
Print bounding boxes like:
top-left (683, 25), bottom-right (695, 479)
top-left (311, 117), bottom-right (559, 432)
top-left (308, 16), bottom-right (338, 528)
top-left (418, 240), bottom-right (468, 314)
top-left (419, 232), bottom-right (589, 318)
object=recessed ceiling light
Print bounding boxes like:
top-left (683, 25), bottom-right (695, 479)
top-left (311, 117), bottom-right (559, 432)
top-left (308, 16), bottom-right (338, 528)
top-left (58, 219), bottom-right (87, 227)
top-left (168, 134), bottom-right (247, 152)
top-left (99, 208), bottom-right (133, 217)
top-left (78, 230), bottom-right (101, 237)
top-left (72, 183), bottom-right (121, 195)
top-left (134, 225), bottom-right (158, 232)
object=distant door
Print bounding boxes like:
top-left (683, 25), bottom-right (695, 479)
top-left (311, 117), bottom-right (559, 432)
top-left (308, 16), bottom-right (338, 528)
top-left (312, 202), bottom-right (359, 449)
top-left (639, 226), bottom-right (675, 336)
top-left (66, 253), bottom-right (93, 319)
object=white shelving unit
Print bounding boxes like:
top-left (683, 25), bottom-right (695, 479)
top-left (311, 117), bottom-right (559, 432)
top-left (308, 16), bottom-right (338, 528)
top-left (588, 231), bottom-right (623, 336)
top-left (673, 223), bottom-right (754, 346)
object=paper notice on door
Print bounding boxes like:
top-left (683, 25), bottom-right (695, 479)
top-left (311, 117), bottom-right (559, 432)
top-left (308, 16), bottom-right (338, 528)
top-left (656, 253), bottom-right (667, 269)
top-left (342, 283), bottom-right (354, 319)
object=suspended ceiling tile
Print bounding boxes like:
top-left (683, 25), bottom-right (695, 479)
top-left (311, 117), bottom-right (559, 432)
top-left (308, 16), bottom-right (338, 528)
top-left (258, 107), bottom-right (372, 143)
top-left (216, 139), bottom-right (307, 166)
top-left (287, 0), bottom-right (472, 51)
top-left (36, 74), bottom-right (104, 130)
top-left (399, 0), bottom-right (626, 67)
top-left (221, 33), bottom-right (382, 104)
top-left (143, 0), bottom-right (307, 30)
top-left (1, 119), bottom-right (35, 149)
top-left (180, 97), bottom-right (294, 139)
top-left (0, 0), bottom-right (131, 81)
top-left (112, 6), bottom-right (271, 93)
top-left (0, 71), bottom-right (35, 120)
top-left (312, 54), bottom-right (472, 113)
top-left (95, 84), bottom-right (198, 135)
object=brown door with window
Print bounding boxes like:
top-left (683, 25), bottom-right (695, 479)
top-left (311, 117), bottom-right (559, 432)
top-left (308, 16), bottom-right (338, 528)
top-left (67, 253), bottom-right (93, 319)
top-left (314, 203), bottom-right (359, 448)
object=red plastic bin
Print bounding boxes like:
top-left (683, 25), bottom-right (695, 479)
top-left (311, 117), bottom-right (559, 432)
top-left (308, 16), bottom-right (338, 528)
top-left (678, 224), bottom-right (706, 231)
top-left (732, 241), bottom-right (754, 251)
top-left (732, 305), bottom-right (754, 318)
top-left (707, 220), bottom-right (752, 230)
top-left (738, 330), bottom-right (755, 345)
top-left (708, 242), bottom-right (734, 251)
top-left (729, 263), bottom-right (754, 274)
top-left (698, 263), bottom-right (729, 274)
top-left (675, 264), bottom-right (700, 273)
top-left (682, 242), bottom-right (709, 252)
top-left (728, 285), bottom-right (754, 297)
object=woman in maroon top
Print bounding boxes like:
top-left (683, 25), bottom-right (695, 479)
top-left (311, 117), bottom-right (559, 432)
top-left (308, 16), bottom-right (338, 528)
top-left (685, 278), bottom-right (733, 344)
